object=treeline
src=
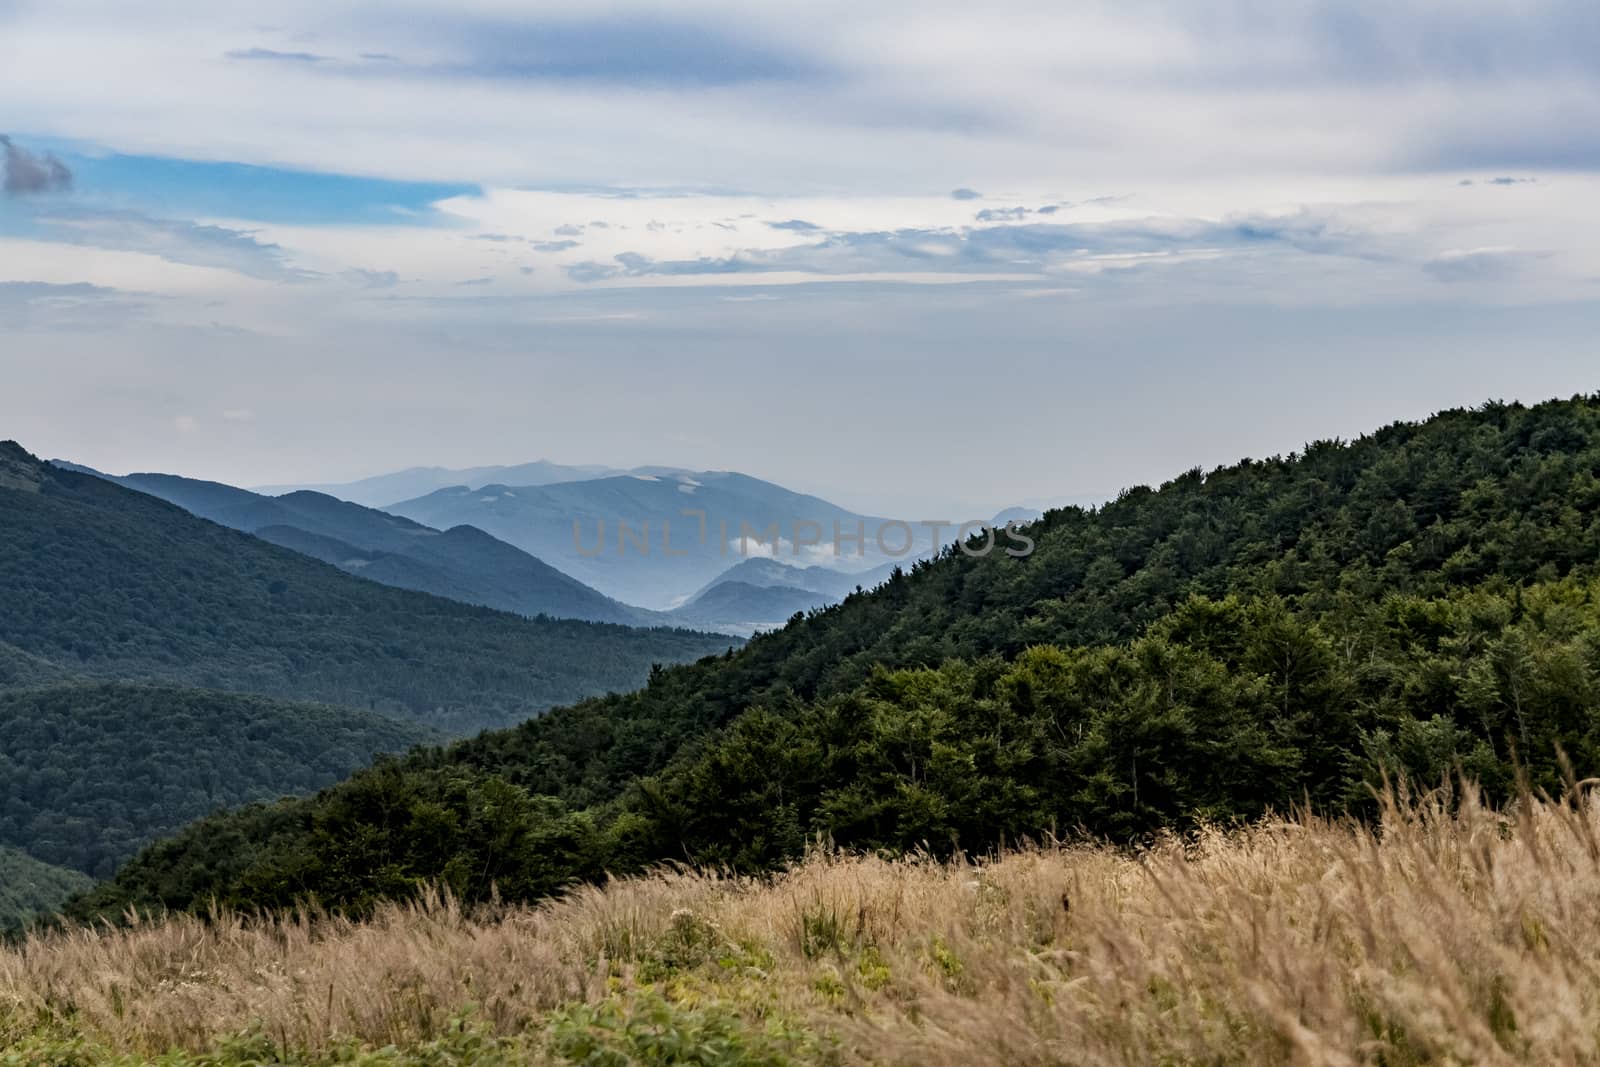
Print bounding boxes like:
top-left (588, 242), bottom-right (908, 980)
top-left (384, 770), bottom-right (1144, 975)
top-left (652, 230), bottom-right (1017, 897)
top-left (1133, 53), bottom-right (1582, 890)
top-left (67, 396), bottom-right (1600, 918)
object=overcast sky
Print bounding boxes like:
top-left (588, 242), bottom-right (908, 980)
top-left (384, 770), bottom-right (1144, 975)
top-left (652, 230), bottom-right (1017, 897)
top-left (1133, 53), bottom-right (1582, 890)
top-left (3, 0), bottom-right (1599, 516)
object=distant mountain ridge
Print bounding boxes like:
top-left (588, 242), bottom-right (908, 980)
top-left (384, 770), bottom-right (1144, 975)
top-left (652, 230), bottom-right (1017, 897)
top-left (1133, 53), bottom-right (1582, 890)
top-left (387, 470), bottom-right (905, 609)
top-left (253, 459), bottom-right (627, 508)
top-left (668, 557), bottom-right (912, 636)
top-left (2, 441), bottom-right (732, 735)
top-left (688, 556), bottom-right (908, 602)
top-left (666, 580), bottom-right (835, 636)
top-left (55, 464), bottom-right (660, 627)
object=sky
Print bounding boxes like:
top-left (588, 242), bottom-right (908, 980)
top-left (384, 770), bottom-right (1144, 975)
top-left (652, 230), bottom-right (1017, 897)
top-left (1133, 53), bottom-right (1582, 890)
top-left (2, 1), bottom-right (1599, 518)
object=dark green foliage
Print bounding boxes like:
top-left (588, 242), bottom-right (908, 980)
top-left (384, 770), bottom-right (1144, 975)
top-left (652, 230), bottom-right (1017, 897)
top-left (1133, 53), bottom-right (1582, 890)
top-left (0, 639), bottom-right (69, 688)
top-left (0, 846), bottom-right (91, 931)
top-left (65, 761), bottom-right (609, 917)
top-left (0, 445), bottom-right (734, 735)
top-left (0, 683), bottom-right (437, 879)
top-left (66, 396), bottom-right (1600, 918)
top-left (631, 580), bottom-right (1600, 867)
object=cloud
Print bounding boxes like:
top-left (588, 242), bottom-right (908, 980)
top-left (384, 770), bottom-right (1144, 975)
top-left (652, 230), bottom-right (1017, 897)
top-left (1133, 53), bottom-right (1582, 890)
top-left (565, 261), bottom-right (622, 283)
top-left (344, 268), bottom-right (400, 288)
top-left (30, 207), bottom-right (317, 282)
top-left (975, 207), bottom-right (1029, 221)
top-left (1422, 247), bottom-right (1549, 283)
top-left (221, 408), bottom-right (255, 423)
top-left (768, 219), bottom-right (821, 231)
top-left (561, 211), bottom-right (1399, 285)
top-left (950, 188), bottom-right (982, 200)
top-left (1459, 176), bottom-right (1539, 187)
top-left (0, 281), bottom-right (141, 329)
top-left (1, 135), bottom-right (72, 196)
top-left (387, 13), bottom-right (827, 88)
top-left (225, 47), bottom-right (329, 63)
top-left (533, 239), bottom-right (580, 252)
top-left (173, 415), bottom-right (200, 434)
top-left (554, 224), bottom-right (584, 236)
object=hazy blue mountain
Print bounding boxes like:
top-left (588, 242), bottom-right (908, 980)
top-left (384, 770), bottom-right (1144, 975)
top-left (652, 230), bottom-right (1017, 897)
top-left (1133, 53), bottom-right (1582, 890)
top-left (688, 556), bottom-right (907, 603)
top-left (253, 459), bottom-right (622, 508)
top-left (666, 580), bottom-right (837, 636)
top-left (387, 471), bottom-right (905, 609)
top-left (670, 557), bottom-right (913, 635)
top-left (56, 464), bottom-right (659, 626)
top-left (3, 441), bottom-right (732, 735)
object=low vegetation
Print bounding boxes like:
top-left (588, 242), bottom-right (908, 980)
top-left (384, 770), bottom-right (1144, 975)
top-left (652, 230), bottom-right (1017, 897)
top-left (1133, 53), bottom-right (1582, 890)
top-left (5, 784), bottom-right (1599, 1064)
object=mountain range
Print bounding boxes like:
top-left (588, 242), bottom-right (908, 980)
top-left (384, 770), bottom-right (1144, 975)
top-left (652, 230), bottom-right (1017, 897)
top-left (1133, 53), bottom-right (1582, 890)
top-left (253, 459), bottom-right (625, 509)
top-left (386, 470), bottom-right (907, 609)
top-left (0, 440), bottom-right (741, 924)
top-left (70, 396), bottom-right (1600, 921)
top-left (55, 463), bottom-right (913, 635)
top-left (0, 443), bottom-right (731, 736)
top-left (55, 463), bottom-right (657, 627)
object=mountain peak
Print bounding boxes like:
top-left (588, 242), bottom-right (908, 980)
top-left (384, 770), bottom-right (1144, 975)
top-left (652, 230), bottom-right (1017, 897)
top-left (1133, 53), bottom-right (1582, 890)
top-left (0, 441), bottom-right (44, 493)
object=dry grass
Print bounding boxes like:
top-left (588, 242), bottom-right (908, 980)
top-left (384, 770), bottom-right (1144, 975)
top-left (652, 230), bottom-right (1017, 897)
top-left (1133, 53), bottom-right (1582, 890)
top-left (6, 782), bottom-right (1600, 1064)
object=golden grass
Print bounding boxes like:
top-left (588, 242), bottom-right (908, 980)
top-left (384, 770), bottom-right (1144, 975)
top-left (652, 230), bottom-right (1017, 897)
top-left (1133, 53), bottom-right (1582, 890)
top-left (6, 782), bottom-right (1600, 1064)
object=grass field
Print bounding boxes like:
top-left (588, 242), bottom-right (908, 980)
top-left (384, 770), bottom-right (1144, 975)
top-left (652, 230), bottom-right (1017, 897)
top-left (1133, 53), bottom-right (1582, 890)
top-left (3, 782), bottom-right (1595, 1065)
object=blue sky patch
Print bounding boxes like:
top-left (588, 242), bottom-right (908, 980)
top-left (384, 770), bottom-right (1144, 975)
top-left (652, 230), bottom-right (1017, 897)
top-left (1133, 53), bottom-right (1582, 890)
top-left (30, 144), bottom-right (478, 226)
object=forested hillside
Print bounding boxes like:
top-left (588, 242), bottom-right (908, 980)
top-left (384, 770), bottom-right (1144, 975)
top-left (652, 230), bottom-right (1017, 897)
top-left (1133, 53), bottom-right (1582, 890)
top-left (0, 848), bottom-right (90, 931)
top-left (0, 683), bottom-right (437, 880)
top-left (68, 397), bottom-right (1600, 918)
top-left (0, 639), bottom-right (69, 688)
top-left (0, 444), bottom-right (733, 734)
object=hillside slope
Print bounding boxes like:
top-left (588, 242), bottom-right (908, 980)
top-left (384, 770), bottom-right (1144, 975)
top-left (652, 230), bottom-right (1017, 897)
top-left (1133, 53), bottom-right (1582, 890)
top-left (0, 683), bottom-right (438, 880)
top-left (66, 468), bottom-right (654, 626)
top-left (69, 396), bottom-right (1600, 917)
top-left (0, 443), bottom-right (733, 735)
top-left (0, 847), bottom-right (91, 931)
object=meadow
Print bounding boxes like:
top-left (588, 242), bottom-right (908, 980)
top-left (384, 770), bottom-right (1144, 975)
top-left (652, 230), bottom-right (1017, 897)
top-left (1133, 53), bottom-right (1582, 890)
top-left (4, 781), bottom-right (1596, 1065)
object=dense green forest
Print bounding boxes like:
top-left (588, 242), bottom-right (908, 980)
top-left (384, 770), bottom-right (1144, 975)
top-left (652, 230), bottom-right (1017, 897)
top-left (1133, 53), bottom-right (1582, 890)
top-left (0, 683), bottom-right (438, 879)
top-left (0, 444), bottom-right (734, 735)
top-left (0, 847), bottom-right (91, 931)
top-left (64, 397), bottom-right (1600, 918)
top-left (0, 639), bottom-right (69, 688)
